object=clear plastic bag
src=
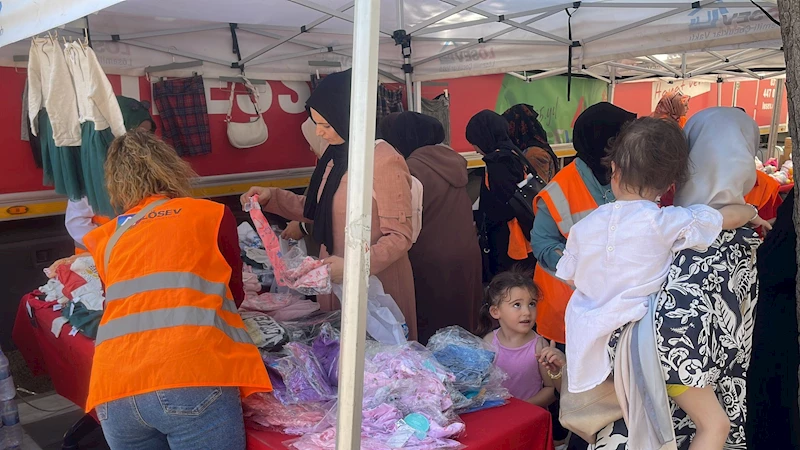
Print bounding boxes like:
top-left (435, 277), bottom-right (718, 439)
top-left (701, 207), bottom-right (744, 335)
top-left (426, 326), bottom-right (510, 413)
top-left (267, 342), bottom-right (337, 405)
top-left (280, 311), bottom-right (342, 345)
top-left (288, 341), bottom-right (466, 449)
top-left (242, 392), bottom-right (330, 435)
top-left (332, 276), bottom-right (408, 345)
top-left (246, 196), bottom-right (332, 296)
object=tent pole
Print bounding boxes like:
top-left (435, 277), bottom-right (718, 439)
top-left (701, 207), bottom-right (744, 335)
top-left (415, 80), bottom-right (422, 113)
top-left (395, 0), bottom-right (414, 111)
top-left (732, 81), bottom-right (740, 107)
top-left (608, 67), bottom-right (616, 103)
top-left (335, 0), bottom-right (380, 446)
top-left (767, 78), bottom-right (785, 160)
top-left (716, 78), bottom-right (723, 107)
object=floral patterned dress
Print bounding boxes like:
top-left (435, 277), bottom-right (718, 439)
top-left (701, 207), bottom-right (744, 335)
top-left (594, 228), bottom-right (760, 450)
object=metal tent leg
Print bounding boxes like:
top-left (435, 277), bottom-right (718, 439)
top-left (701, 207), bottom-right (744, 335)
top-left (335, 0), bottom-right (381, 446)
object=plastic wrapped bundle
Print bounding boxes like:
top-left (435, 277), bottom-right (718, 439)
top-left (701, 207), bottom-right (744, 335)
top-left (289, 342), bottom-right (465, 450)
top-left (281, 311), bottom-right (342, 345)
top-left (311, 323), bottom-right (340, 387)
top-left (242, 392), bottom-right (330, 435)
top-left (267, 342), bottom-right (336, 405)
top-left (240, 311), bottom-right (290, 351)
top-left (427, 326), bottom-right (510, 413)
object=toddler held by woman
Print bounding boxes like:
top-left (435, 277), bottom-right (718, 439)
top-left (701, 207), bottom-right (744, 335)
top-left (556, 117), bottom-right (768, 449)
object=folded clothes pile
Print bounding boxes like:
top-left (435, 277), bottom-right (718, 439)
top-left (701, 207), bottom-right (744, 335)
top-left (39, 255), bottom-right (106, 338)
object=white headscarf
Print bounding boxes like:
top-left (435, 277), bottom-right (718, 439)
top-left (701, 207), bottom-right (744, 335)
top-left (301, 117), bottom-right (329, 158)
top-left (675, 107), bottom-right (759, 209)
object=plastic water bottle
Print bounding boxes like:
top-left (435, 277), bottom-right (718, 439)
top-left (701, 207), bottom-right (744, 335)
top-left (0, 348), bottom-right (15, 402)
top-left (1, 400), bottom-right (21, 449)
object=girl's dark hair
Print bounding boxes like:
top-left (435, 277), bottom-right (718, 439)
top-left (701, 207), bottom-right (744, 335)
top-left (476, 269), bottom-right (540, 337)
top-left (602, 117), bottom-right (690, 196)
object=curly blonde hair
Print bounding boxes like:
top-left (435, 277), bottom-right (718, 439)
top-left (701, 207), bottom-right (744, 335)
top-left (105, 130), bottom-right (196, 212)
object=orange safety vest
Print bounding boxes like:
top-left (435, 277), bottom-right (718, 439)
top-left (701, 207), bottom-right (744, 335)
top-left (83, 196), bottom-right (271, 412)
top-left (744, 170), bottom-right (783, 221)
top-left (483, 173), bottom-right (533, 261)
top-left (532, 161), bottom-right (599, 344)
top-left (75, 215), bottom-right (112, 255)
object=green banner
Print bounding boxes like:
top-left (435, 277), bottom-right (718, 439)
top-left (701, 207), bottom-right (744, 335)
top-left (495, 75), bottom-right (608, 145)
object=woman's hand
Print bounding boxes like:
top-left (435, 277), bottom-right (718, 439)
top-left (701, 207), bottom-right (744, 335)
top-left (323, 256), bottom-right (345, 284)
top-left (750, 214), bottom-right (773, 232)
top-left (282, 221), bottom-right (305, 240)
top-left (240, 187), bottom-right (273, 209)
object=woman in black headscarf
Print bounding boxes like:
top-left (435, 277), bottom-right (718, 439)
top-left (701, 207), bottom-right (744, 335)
top-left (382, 112), bottom-right (483, 343)
top-left (502, 104), bottom-right (559, 183)
top-left (466, 109), bottom-right (535, 279)
top-left (746, 188), bottom-right (800, 449)
top-left (242, 70), bottom-right (419, 339)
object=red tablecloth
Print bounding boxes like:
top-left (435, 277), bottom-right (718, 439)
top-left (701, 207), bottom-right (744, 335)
top-left (13, 294), bottom-right (553, 450)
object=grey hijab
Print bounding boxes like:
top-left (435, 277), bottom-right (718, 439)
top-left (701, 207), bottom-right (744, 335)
top-left (675, 107), bottom-right (759, 209)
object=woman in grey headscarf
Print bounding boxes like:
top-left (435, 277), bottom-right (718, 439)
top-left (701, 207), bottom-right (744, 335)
top-left (593, 107), bottom-right (761, 449)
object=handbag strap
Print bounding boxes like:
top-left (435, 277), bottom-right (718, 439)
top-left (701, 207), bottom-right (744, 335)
top-left (510, 146), bottom-right (546, 188)
top-left (226, 76), bottom-right (262, 123)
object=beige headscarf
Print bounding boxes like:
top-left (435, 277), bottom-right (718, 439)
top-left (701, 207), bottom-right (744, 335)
top-left (675, 107), bottom-right (758, 209)
top-left (301, 117), bottom-right (329, 158)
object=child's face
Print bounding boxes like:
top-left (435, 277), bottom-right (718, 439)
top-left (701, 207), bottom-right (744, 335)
top-left (490, 287), bottom-right (537, 335)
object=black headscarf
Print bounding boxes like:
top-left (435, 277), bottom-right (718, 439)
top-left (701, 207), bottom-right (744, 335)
top-left (378, 112), bottom-right (401, 142)
top-left (303, 69), bottom-right (351, 252)
top-left (465, 110), bottom-right (518, 154)
top-left (383, 112), bottom-right (445, 159)
top-left (502, 104), bottom-right (551, 152)
top-left (572, 102), bottom-right (636, 185)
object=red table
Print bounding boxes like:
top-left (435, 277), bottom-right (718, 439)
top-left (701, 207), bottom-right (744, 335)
top-left (13, 294), bottom-right (553, 450)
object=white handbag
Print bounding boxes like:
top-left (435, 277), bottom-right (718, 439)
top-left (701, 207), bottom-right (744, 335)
top-left (226, 77), bottom-right (268, 149)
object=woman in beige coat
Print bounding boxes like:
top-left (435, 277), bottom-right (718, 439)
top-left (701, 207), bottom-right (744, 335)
top-left (242, 70), bottom-right (417, 339)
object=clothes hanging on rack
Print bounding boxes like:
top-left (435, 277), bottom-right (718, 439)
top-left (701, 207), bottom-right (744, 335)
top-left (28, 37), bottom-right (85, 200)
top-left (27, 37), bottom-right (82, 147)
top-left (65, 42), bottom-right (126, 217)
top-left (310, 75), bottom-right (405, 127)
top-left (421, 96), bottom-right (451, 145)
top-left (21, 81), bottom-right (43, 168)
top-left (376, 84), bottom-right (404, 125)
top-left (153, 75), bottom-right (212, 156)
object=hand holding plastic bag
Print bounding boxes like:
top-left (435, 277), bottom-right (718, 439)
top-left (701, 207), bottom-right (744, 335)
top-left (246, 195), bottom-right (332, 295)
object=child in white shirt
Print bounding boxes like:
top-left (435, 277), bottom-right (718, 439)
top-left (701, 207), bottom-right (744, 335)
top-left (556, 117), bottom-right (768, 450)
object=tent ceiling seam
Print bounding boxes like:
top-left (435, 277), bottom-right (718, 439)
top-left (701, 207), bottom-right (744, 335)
top-left (240, 1), bottom-right (355, 65)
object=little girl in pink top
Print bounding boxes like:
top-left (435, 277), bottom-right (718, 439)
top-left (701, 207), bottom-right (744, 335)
top-left (478, 270), bottom-right (565, 408)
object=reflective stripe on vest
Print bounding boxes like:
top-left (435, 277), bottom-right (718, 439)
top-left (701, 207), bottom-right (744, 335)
top-left (97, 199), bottom-right (248, 346)
top-left (105, 272), bottom-right (238, 314)
top-left (540, 182), bottom-right (594, 236)
top-left (95, 306), bottom-right (252, 346)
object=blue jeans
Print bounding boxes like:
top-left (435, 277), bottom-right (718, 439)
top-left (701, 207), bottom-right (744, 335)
top-left (97, 387), bottom-right (245, 450)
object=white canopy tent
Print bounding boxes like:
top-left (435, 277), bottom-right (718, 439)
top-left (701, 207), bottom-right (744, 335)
top-left (2, 0), bottom-right (785, 447)
top-left (0, 1), bottom-right (784, 96)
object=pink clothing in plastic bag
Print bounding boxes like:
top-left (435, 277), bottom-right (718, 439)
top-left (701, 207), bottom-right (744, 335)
top-left (247, 196), bottom-right (331, 296)
top-left (240, 266), bottom-right (321, 321)
top-left (242, 392), bottom-right (329, 434)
